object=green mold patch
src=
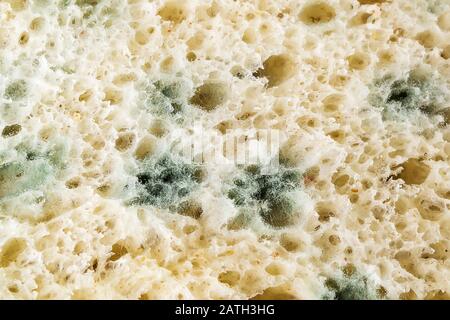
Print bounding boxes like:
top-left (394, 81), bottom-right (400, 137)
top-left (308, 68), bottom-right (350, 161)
top-left (142, 76), bottom-right (192, 120)
top-left (0, 159), bottom-right (53, 199)
top-left (4, 80), bottom-right (27, 101)
top-left (369, 69), bottom-right (447, 122)
top-left (128, 153), bottom-right (203, 210)
top-left (227, 164), bottom-right (302, 229)
top-left (323, 267), bottom-right (381, 300)
top-left (0, 141), bottom-right (68, 200)
top-left (75, 0), bottom-right (101, 6)
top-left (59, 0), bottom-right (101, 8)
top-left (60, 0), bottom-right (115, 26)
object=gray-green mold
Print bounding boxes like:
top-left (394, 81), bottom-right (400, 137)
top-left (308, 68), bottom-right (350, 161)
top-left (0, 141), bottom-right (68, 201)
top-left (322, 267), bottom-right (382, 300)
top-left (0, 159), bottom-right (53, 199)
top-left (369, 68), bottom-right (448, 122)
top-left (128, 153), bottom-right (203, 209)
top-left (142, 76), bottom-right (193, 120)
top-left (4, 80), bottom-right (27, 101)
top-left (227, 164), bottom-right (303, 229)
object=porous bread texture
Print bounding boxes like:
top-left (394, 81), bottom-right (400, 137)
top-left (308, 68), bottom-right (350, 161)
top-left (0, 0), bottom-right (449, 300)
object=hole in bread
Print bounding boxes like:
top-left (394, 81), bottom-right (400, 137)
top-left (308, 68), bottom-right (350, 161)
top-left (157, 1), bottom-right (187, 24)
top-left (316, 202), bottom-right (336, 222)
top-left (333, 173), bottom-right (350, 188)
top-left (427, 241), bottom-right (449, 261)
top-left (215, 120), bottom-right (233, 135)
top-left (190, 81), bottom-right (230, 111)
top-left (400, 289), bottom-right (418, 300)
top-left (5, 0), bottom-right (27, 11)
top-left (246, 13), bottom-right (255, 20)
top-left (349, 194), bottom-right (359, 203)
top-left (104, 88), bottom-right (123, 105)
top-left (299, 2), bottom-right (335, 25)
top-left (109, 242), bottom-right (128, 262)
top-left (328, 234), bottom-right (341, 246)
top-left (218, 271), bottom-right (240, 286)
top-left (8, 285), bottom-right (19, 293)
top-left (259, 23), bottom-right (271, 34)
top-left (135, 30), bottom-right (149, 45)
top-left (378, 49), bottom-right (395, 64)
top-left (65, 177), bottom-right (81, 189)
top-left (74, 241), bottom-right (86, 255)
top-left (230, 65), bottom-right (247, 79)
top-left (115, 132), bottom-right (136, 152)
top-left (441, 45), bottom-right (450, 60)
top-left (329, 74), bottom-right (350, 88)
top-left (138, 293), bottom-right (150, 300)
top-left (296, 115), bottom-right (319, 128)
top-left (255, 54), bottom-right (296, 88)
top-left (324, 103), bottom-right (339, 112)
top-left (227, 213), bottom-right (251, 231)
top-left (207, 1), bottom-right (220, 17)
top-left (30, 17), bottom-right (45, 31)
top-left (395, 158), bottom-right (430, 185)
top-left (186, 51), bottom-right (197, 62)
top-left (394, 251), bottom-right (419, 277)
top-left (96, 183), bottom-right (111, 197)
top-left (79, 90), bottom-right (92, 102)
top-left (242, 28), bottom-right (257, 44)
top-left (347, 52), bottom-right (370, 70)
top-left (416, 198), bottom-right (445, 221)
top-left (425, 290), bottom-right (450, 300)
top-left (177, 200), bottom-right (203, 219)
top-left (39, 126), bottom-right (56, 141)
top-left (18, 32), bottom-right (29, 45)
top-left (279, 233), bottom-right (303, 252)
top-left (134, 135), bottom-right (157, 160)
top-left (415, 30), bottom-right (442, 49)
top-left (187, 32), bottom-right (205, 50)
top-left (437, 11), bottom-right (450, 31)
top-left (250, 286), bottom-right (297, 300)
top-left (358, 0), bottom-right (390, 4)
top-left (149, 119), bottom-right (169, 137)
top-left (348, 12), bottom-right (372, 26)
top-left (2, 124), bottom-right (21, 137)
top-left (265, 263), bottom-right (285, 276)
top-left (0, 238), bottom-right (27, 267)
top-left (183, 225), bottom-right (197, 234)
top-left (327, 129), bottom-right (346, 143)
top-left (322, 95), bottom-right (344, 112)
top-left (160, 57), bottom-right (175, 73)
top-left (113, 73), bottom-right (137, 85)
top-left (437, 189), bottom-right (450, 200)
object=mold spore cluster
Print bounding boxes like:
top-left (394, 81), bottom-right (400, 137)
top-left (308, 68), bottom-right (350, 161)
top-left (129, 153), bottom-right (202, 210)
top-left (227, 164), bottom-right (303, 229)
top-left (369, 68), bottom-right (449, 122)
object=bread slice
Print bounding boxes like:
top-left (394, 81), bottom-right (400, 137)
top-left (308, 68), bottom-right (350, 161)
top-left (0, 0), bottom-right (449, 299)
